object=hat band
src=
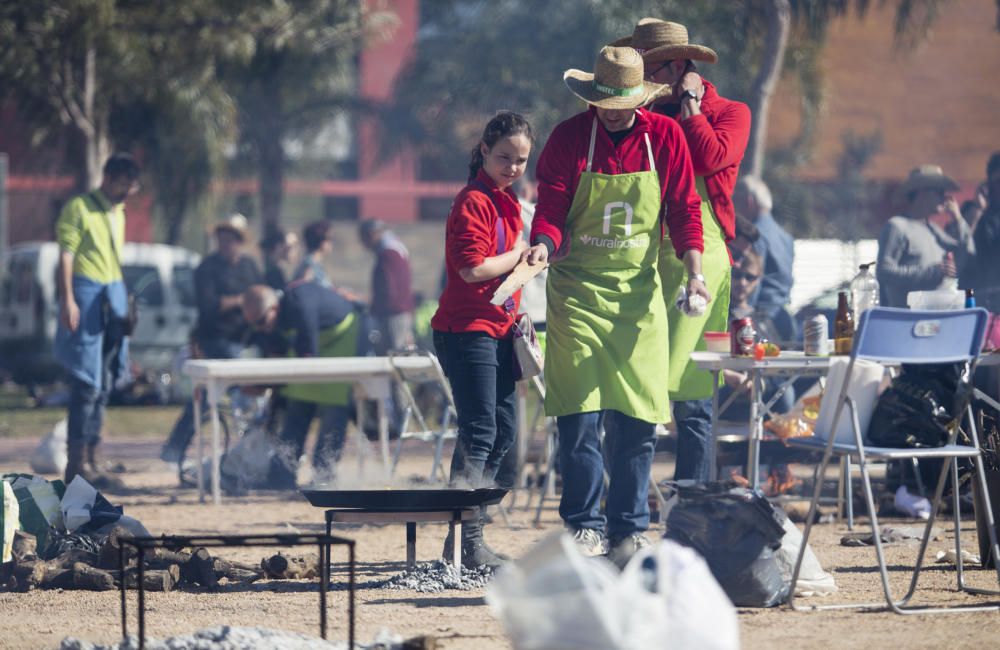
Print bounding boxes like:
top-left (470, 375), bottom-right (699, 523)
top-left (593, 80), bottom-right (645, 97)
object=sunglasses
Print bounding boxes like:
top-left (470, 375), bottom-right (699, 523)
top-left (644, 60), bottom-right (674, 81)
top-left (733, 269), bottom-right (760, 283)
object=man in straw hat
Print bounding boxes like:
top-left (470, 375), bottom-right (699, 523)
top-left (614, 18), bottom-right (751, 485)
top-left (521, 45), bottom-right (707, 568)
top-left (160, 213), bottom-right (263, 477)
top-left (877, 164), bottom-right (974, 308)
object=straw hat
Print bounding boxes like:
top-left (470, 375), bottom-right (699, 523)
top-left (213, 213), bottom-right (250, 241)
top-left (611, 18), bottom-right (718, 65)
top-left (894, 164), bottom-right (959, 201)
top-left (564, 46), bottom-right (667, 110)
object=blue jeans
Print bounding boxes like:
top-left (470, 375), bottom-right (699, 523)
top-left (161, 337), bottom-right (246, 462)
top-left (433, 330), bottom-right (516, 489)
top-left (673, 398), bottom-right (714, 483)
top-left (269, 398), bottom-right (350, 489)
top-left (557, 410), bottom-right (657, 539)
top-left (67, 324), bottom-right (122, 446)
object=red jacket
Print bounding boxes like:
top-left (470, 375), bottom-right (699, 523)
top-left (652, 79), bottom-right (751, 243)
top-left (432, 169), bottom-right (523, 338)
top-left (531, 106), bottom-right (703, 257)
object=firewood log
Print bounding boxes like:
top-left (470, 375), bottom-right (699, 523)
top-left (112, 565), bottom-right (180, 592)
top-left (260, 552), bottom-right (319, 579)
top-left (212, 556), bottom-right (263, 583)
top-left (98, 525), bottom-right (137, 569)
top-left (181, 548), bottom-right (218, 587)
top-left (11, 531), bottom-right (37, 561)
top-left (72, 563), bottom-right (116, 591)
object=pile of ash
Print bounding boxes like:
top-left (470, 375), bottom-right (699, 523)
top-left (378, 560), bottom-right (494, 593)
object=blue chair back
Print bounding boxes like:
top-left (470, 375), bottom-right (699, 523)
top-left (853, 307), bottom-right (989, 365)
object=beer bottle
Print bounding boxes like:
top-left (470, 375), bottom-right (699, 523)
top-left (834, 290), bottom-right (854, 355)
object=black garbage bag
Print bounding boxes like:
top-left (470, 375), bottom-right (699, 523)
top-left (663, 480), bottom-right (788, 607)
top-left (867, 363), bottom-right (972, 448)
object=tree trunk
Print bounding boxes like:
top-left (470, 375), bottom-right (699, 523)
top-left (744, 0), bottom-right (791, 178)
top-left (257, 124), bottom-right (284, 233)
top-left (69, 44), bottom-right (110, 192)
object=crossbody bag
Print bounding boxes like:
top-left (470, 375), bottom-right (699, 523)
top-left (470, 180), bottom-right (543, 380)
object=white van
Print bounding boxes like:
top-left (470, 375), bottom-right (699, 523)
top-left (0, 241), bottom-right (200, 399)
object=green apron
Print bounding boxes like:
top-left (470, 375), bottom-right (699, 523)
top-left (660, 177), bottom-right (732, 400)
top-left (281, 311), bottom-right (359, 406)
top-left (544, 118), bottom-right (670, 423)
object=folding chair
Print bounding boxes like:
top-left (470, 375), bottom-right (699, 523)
top-left (387, 349), bottom-right (457, 482)
top-left (787, 307), bottom-right (1000, 614)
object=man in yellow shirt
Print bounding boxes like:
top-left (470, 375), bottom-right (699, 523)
top-left (54, 153), bottom-right (140, 487)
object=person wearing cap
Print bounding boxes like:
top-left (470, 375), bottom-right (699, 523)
top-left (159, 213), bottom-right (262, 472)
top-left (54, 153), bottom-right (141, 487)
top-left (359, 218), bottom-right (415, 353)
top-left (965, 152), bottom-right (1000, 311)
top-left (242, 281), bottom-right (369, 488)
top-left (522, 46), bottom-right (705, 568)
top-left (877, 164), bottom-right (975, 308)
top-left (614, 18), bottom-right (751, 485)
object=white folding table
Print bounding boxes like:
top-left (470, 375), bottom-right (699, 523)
top-left (183, 356), bottom-right (440, 504)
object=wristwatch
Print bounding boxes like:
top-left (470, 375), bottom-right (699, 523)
top-left (680, 89), bottom-right (699, 103)
top-left (690, 273), bottom-right (706, 283)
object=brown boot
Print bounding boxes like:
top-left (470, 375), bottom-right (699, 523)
top-left (85, 442), bottom-right (125, 491)
top-left (64, 440), bottom-right (86, 485)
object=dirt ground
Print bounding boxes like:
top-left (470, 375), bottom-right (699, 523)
top-left (3, 433), bottom-right (1000, 650)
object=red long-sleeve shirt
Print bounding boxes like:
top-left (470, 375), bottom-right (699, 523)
top-left (431, 169), bottom-right (523, 338)
top-left (653, 79), bottom-right (751, 243)
top-left (531, 106), bottom-right (703, 257)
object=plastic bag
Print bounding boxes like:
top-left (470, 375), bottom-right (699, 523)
top-left (773, 517), bottom-right (837, 597)
top-left (815, 357), bottom-right (885, 444)
top-left (867, 363), bottom-right (971, 448)
top-left (1, 480), bottom-right (19, 563)
top-left (1, 473), bottom-right (65, 552)
top-left (486, 532), bottom-right (738, 650)
top-left (512, 313), bottom-right (543, 381)
top-left (30, 418), bottom-right (67, 475)
top-left (663, 480), bottom-right (789, 607)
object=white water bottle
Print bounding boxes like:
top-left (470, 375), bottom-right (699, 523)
top-left (850, 262), bottom-right (879, 318)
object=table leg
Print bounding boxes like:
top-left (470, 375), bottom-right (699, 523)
top-left (355, 387), bottom-right (366, 476)
top-left (747, 369), bottom-right (763, 490)
top-left (406, 522), bottom-right (416, 570)
top-left (709, 369), bottom-right (721, 482)
top-left (208, 382), bottom-right (222, 506)
top-left (194, 385), bottom-right (204, 503)
top-left (376, 396), bottom-right (390, 478)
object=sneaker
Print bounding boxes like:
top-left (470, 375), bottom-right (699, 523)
top-left (570, 528), bottom-right (608, 557)
top-left (607, 533), bottom-right (651, 570)
top-left (894, 486), bottom-right (931, 520)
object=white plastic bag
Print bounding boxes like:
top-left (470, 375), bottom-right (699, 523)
top-left (1, 480), bottom-right (19, 563)
top-left (486, 533), bottom-right (739, 650)
top-left (774, 518), bottom-right (837, 597)
top-left (815, 357), bottom-right (884, 444)
top-left (30, 418), bottom-right (67, 475)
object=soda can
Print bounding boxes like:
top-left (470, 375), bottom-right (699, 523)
top-left (803, 314), bottom-right (829, 356)
top-left (730, 317), bottom-right (756, 357)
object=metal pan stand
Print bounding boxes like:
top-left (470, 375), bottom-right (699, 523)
top-left (118, 532), bottom-right (355, 650)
